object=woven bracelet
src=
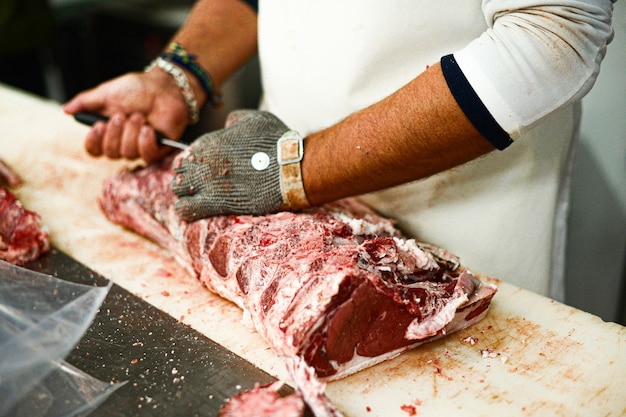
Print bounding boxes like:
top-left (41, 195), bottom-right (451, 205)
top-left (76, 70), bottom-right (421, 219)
top-left (161, 43), bottom-right (222, 108)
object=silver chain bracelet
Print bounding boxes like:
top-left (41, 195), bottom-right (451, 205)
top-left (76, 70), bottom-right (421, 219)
top-left (145, 57), bottom-right (199, 124)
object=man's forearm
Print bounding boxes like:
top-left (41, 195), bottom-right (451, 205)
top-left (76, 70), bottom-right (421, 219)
top-left (302, 62), bottom-right (496, 205)
top-left (170, 0), bottom-right (258, 107)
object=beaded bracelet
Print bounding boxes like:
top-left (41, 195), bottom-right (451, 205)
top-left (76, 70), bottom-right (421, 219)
top-left (161, 42), bottom-right (222, 108)
top-left (145, 57), bottom-right (200, 124)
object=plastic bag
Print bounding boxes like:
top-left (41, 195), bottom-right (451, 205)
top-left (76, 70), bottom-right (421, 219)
top-left (0, 260), bottom-right (124, 417)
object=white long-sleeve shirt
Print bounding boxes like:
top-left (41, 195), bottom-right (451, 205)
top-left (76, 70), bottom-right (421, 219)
top-left (256, 0), bottom-right (615, 298)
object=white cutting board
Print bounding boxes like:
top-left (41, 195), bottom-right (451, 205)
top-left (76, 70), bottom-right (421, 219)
top-left (1, 84), bottom-right (624, 417)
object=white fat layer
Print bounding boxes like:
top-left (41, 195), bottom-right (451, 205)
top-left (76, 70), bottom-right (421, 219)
top-left (286, 357), bottom-right (344, 417)
top-left (332, 212), bottom-right (397, 237)
top-left (405, 293), bottom-right (469, 339)
top-left (405, 270), bottom-right (476, 339)
top-left (393, 237), bottom-right (438, 271)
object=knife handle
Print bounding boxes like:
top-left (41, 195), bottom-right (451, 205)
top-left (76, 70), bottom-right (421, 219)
top-left (74, 112), bottom-right (108, 126)
top-left (73, 112), bottom-right (188, 150)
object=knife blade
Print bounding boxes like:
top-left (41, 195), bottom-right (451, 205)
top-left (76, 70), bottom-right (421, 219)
top-left (73, 112), bottom-right (189, 150)
top-left (22, 247), bottom-right (294, 415)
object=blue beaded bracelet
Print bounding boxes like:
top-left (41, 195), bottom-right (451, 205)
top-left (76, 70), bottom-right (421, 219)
top-left (161, 43), bottom-right (222, 108)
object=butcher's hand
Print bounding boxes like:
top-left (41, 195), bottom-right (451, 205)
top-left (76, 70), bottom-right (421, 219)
top-left (172, 110), bottom-right (310, 221)
top-left (63, 70), bottom-right (190, 163)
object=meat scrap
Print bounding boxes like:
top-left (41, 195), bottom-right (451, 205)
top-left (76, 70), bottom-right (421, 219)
top-left (0, 158), bottom-right (23, 188)
top-left (218, 358), bottom-right (342, 417)
top-left (99, 156), bottom-right (497, 381)
top-left (218, 382), bottom-right (306, 417)
top-left (0, 186), bottom-right (50, 265)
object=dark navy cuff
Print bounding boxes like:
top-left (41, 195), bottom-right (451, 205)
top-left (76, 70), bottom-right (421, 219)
top-left (241, 0), bottom-right (258, 12)
top-left (440, 54), bottom-right (512, 150)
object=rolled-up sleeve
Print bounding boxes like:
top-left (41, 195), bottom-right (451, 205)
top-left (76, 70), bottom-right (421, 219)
top-left (442, 0), bottom-right (615, 149)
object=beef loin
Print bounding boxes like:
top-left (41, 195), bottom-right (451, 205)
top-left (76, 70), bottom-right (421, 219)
top-left (100, 156), bottom-right (497, 380)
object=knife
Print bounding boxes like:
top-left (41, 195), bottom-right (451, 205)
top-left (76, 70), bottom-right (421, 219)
top-left (73, 112), bottom-right (189, 150)
top-left (22, 247), bottom-right (295, 416)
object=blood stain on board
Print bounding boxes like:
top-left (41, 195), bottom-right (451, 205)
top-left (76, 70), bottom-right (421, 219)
top-left (400, 399), bottom-right (422, 416)
top-left (400, 404), bottom-right (417, 416)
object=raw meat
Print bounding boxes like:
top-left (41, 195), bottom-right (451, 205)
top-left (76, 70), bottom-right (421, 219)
top-left (0, 158), bottom-right (22, 188)
top-left (218, 382), bottom-right (306, 417)
top-left (0, 158), bottom-right (49, 265)
top-left (100, 156), bottom-right (497, 380)
top-left (0, 186), bottom-right (50, 265)
top-left (218, 358), bottom-right (343, 417)
top-left (283, 357), bottom-right (343, 417)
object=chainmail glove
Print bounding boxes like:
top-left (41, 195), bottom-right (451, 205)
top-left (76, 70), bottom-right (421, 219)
top-left (172, 110), bottom-right (310, 221)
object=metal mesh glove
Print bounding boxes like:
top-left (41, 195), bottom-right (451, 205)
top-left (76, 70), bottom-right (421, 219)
top-left (172, 110), bottom-right (309, 221)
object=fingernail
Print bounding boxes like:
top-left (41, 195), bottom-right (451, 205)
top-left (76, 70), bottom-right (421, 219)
top-left (112, 114), bottom-right (124, 126)
top-left (130, 113), bottom-right (143, 123)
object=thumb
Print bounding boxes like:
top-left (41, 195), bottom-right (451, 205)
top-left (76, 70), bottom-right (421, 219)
top-left (63, 88), bottom-right (105, 115)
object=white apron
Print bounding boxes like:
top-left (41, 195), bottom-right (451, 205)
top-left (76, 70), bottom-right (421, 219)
top-left (257, 1), bottom-right (582, 299)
